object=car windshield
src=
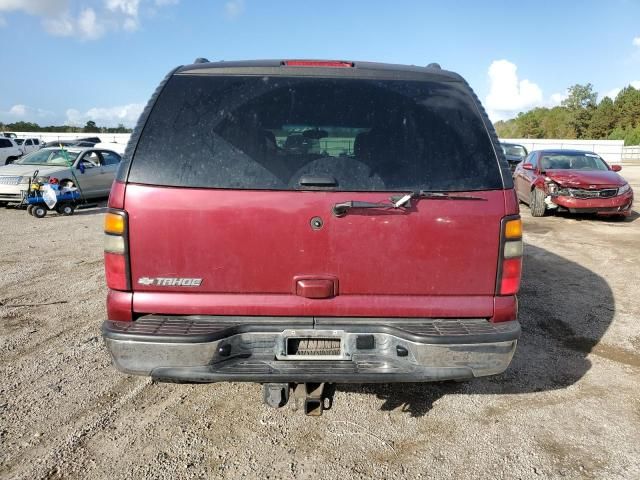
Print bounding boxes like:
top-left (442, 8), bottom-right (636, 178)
top-left (503, 144), bottom-right (526, 157)
top-left (14, 149), bottom-right (79, 166)
top-left (130, 75), bottom-right (503, 192)
top-left (540, 153), bottom-right (609, 171)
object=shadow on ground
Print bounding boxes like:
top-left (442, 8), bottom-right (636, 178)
top-left (3, 199), bottom-right (108, 217)
top-left (339, 243), bottom-right (616, 417)
top-left (553, 209), bottom-right (638, 223)
top-left (72, 206), bottom-right (109, 216)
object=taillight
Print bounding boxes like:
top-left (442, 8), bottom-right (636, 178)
top-left (104, 210), bottom-right (130, 290)
top-left (497, 217), bottom-right (523, 296)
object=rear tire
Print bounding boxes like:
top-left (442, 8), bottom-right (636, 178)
top-left (57, 203), bottom-right (75, 216)
top-left (32, 205), bottom-right (47, 218)
top-left (27, 205), bottom-right (35, 215)
top-left (530, 188), bottom-right (546, 217)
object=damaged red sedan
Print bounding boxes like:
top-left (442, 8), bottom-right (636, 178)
top-left (514, 149), bottom-right (634, 218)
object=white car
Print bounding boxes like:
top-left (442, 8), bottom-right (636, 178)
top-left (14, 138), bottom-right (43, 155)
top-left (94, 142), bottom-right (126, 155)
top-left (0, 137), bottom-right (23, 165)
top-left (0, 147), bottom-right (122, 205)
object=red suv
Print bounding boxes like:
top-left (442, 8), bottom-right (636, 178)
top-left (102, 59), bottom-right (522, 412)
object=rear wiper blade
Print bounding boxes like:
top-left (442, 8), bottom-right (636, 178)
top-left (332, 191), bottom-right (486, 217)
top-left (332, 200), bottom-right (400, 217)
top-left (390, 191), bottom-right (487, 207)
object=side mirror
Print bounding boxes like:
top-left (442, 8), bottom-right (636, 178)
top-left (611, 165), bottom-right (622, 172)
top-left (522, 163), bottom-right (534, 171)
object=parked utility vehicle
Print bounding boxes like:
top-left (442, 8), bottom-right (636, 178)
top-left (102, 59), bottom-right (523, 414)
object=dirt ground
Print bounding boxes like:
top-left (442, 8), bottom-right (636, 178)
top-left (1, 167), bottom-right (639, 480)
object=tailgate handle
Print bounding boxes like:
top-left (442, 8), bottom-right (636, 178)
top-left (295, 278), bottom-right (336, 299)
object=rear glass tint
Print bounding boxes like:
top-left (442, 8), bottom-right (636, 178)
top-left (129, 75), bottom-right (503, 191)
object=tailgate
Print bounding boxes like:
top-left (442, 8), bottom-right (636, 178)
top-left (126, 185), bottom-right (505, 318)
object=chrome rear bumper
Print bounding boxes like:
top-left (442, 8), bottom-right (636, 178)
top-left (102, 316), bottom-right (520, 383)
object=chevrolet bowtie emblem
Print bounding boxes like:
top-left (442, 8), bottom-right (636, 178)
top-left (137, 277), bottom-right (203, 287)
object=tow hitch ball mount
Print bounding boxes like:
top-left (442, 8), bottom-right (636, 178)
top-left (263, 382), bottom-right (334, 416)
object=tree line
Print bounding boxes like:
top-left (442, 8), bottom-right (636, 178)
top-left (0, 120), bottom-right (132, 134)
top-left (494, 84), bottom-right (640, 145)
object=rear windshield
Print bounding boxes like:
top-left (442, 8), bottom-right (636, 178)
top-left (129, 75), bottom-right (503, 191)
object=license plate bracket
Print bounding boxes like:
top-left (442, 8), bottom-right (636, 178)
top-left (275, 330), bottom-right (347, 360)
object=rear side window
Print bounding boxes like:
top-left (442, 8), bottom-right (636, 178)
top-left (0, 139), bottom-right (11, 148)
top-left (129, 75), bottom-right (503, 191)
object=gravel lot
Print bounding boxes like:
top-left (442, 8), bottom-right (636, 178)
top-left (1, 168), bottom-right (639, 480)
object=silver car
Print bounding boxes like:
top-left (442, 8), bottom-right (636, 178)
top-left (0, 147), bottom-right (122, 205)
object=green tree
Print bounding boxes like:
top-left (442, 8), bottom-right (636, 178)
top-left (614, 86), bottom-right (640, 129)
top-left (83, 120), bottom-right (99, 133)
top-left (516, 109), bottom-right (544, 138)
top-left (561, 83), bottom-right (598, 110)
top-left (588, 97), bottom-right (617, 139)
top-left (539, 107), bottom-right (575, 138)
top-left (6, 121), bottom-right (40, 131)
top-left (494, 119), bottom-right (519, 138)
top-left (558, 84), bottom-right (598, 139)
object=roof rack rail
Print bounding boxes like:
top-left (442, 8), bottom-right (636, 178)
top-left (426, 63), bottom-right (441, 69)
top-left (193, 57), bottom-right (210, 64)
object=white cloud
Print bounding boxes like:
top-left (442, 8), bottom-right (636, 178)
top-left (549, 91), bottom-right (568, 106)
top-left (225, 0), bottom-right (244, 18)
top-left (66, 103), bottom-right (144, 127)
top-left (605, 87), bottom-right (621, 100)
top-left (0, 0), bottom-right (69, 15)
top-left (106, 0), bottom-right (141, 30)
top-left (9, 104), bottom-right (26, 116)
top-left (0, 0), bottom-right (176, 39)
top-left (43, 14), bottom-right (74, 36)
top-left (106, 0), bottom-right (140, 17)
top-left (485, 60), bottom-right (544, 121)
top-left (43, 8), bottom-right (106, 40)
top-left (633, 37), bottom-right (640, 47)
top-left (603, 80), bottom-right (640, 100)
top-left (78, 8), bottom-right (105, 39)
top-left (2, 104), bottom-right (54, 119)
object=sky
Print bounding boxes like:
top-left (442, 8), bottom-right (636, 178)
top-left (1, 0), bottom-right (640, 127)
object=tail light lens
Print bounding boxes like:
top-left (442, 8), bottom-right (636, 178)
top-left (498, 217), bottom-right (523, 296)
top-left (283, 60), bottom-right (353, 68)
top-left (104, 210), bottom-right (130, 290)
